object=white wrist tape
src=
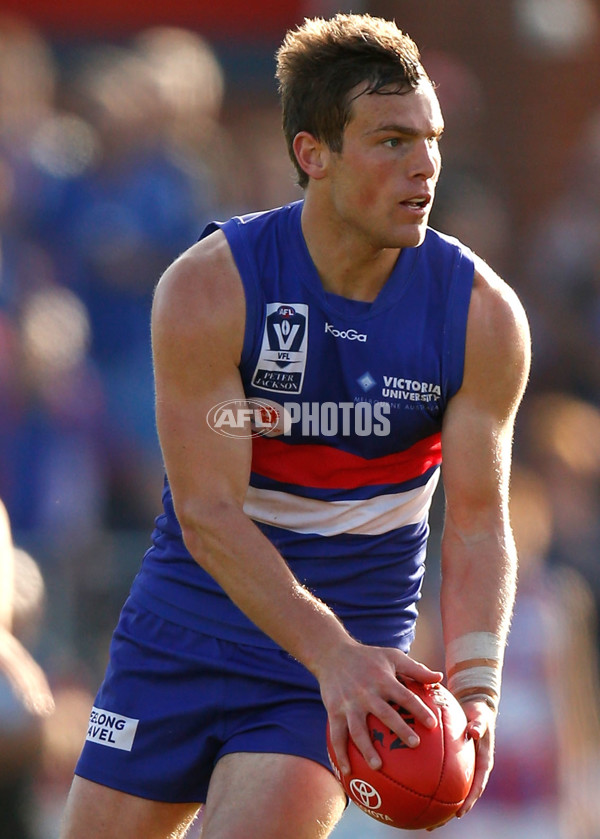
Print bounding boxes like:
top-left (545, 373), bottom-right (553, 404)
top-left (446, 632), bottom-right (503, 712)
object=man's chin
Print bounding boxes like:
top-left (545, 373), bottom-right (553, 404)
top-left (396, 225), bottom-right (428, 250)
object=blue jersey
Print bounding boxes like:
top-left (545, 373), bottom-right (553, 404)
top-left (130, 200), bottom-right (474, 650)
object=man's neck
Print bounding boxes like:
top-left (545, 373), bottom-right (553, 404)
top-left (300, 196), bottom-right (400, 303)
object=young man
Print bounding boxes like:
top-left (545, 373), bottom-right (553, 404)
top-left (61, 13), bottom-right (530, 839)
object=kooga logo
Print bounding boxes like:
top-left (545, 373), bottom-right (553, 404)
top-left (325, 322), bottom-right (367, 342)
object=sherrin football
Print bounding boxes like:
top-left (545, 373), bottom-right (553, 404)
top-left (326, 681), bottom-right (476, 830)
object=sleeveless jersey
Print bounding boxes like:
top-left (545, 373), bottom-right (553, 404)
top-left (130, 200), bottom-right (474, 649)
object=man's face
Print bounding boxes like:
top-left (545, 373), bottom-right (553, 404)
top-left (324, 80), bottom-right (444, 250)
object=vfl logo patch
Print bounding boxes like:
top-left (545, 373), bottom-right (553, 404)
top-left (252, 303), bottom-right (308, 394)
top-left (86, 706), bottom-right (139, 751)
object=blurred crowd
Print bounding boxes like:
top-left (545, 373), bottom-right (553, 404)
top-left (1, 9), bottom-right (600, 839)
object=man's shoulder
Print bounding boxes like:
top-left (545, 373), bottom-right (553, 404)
top-left (462, 255), bottom-right (531, 409)
top-left (470, 254), bottom-right (528, 331)
top-left (199, 200), bottom-right (304, 244)
top-left (153, 230), bottom-right (245, 339)
top-left (422, 227), bottom-right (475, 260)
top-left (415, 228), bottom-right (476, 296)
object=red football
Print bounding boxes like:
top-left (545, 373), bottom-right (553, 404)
top-left (326, 681), bottom-right (476, 830)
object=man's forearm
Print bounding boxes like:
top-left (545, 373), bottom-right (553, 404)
top-left (179, 502), bottom-right (353, 673)
top-left (440, 529), bottom-right (517, 708)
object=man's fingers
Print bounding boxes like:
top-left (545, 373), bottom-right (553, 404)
top-left (426, 814), bottom-right (456, 831)
top-left (466, 719), bottom-right (484, 741)
top-left (456, 716), bottom-right (494, 817)
top-left (330, 696), bottom-right (427, 777)
top-left (325, 647), bottom-right (446, 779)
top-left (328, 717), bottom-right (351, 776)
top-left (347, 714), bottom-right (384, 771)
top-left (457, 766), bottom-right (485, 817)
top-left (370, 698), bottom-right (425, 747)
top-left (396, 651), bottom-right (443, 685)
top-left (384, 680), bottom-right (438, 732)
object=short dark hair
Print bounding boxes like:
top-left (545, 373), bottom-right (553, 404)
top-left (275, 13), bottom-right (429, 187)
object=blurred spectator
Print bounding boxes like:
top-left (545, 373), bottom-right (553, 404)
top-left (223, 99), bottom-right (300, 211)
top-left (0, 16), bottom-right (108, 538)
top-left (4, 285), bottom-right (107, 537)
top-left (133, 25), bottom-right (245, 216)
top-left (0, 25), bottom-right (214, 536)
top-left (49, 46), bottom-right (196, 484)
top-left (517, 392), bottom-right (600, 637)
top-left (0, 13), bottom-right (58, 224)
top-left (513, 0), bottom-right (599, 57)
top-left (430, 166), bottom-right (512, 275)
top-left (33, 682), bottom-right (95, 839)
top-left (523, 110), bottom-right (600, 400)
top-left (420, 50), bottom-right (486, 167)
top-left (422, 51), bottom-right (514, 277)
top-left (0, 499), bottom-right (54, 839)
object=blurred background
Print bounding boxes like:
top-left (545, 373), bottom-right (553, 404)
top-left (0, 0), bottom-right (599, 836)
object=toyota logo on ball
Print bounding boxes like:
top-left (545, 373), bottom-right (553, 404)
top-left (349, 779), bottom-right (382, 810)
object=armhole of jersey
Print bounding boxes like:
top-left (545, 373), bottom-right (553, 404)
top-left (199, 218), bottom-right (262, 368)
top-left (442, 247), bottom-right (475, 400)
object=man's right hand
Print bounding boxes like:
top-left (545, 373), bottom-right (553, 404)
top-left (317, 639), bottom-right (442, 775)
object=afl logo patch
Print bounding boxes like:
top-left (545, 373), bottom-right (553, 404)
top-left (251, 303), bottom-right (308, 394)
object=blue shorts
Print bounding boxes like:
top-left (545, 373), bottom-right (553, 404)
top-left (75, 598), bottom-right (331, 803)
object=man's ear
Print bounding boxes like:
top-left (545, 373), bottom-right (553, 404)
top-left (292, 132), bottom-right (330, 181)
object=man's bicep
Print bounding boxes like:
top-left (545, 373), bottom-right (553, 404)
top-left (155, 353), bottom-right (252, 513)
top-left (151, 237), bottom-right (251, 515)
top-left (442, 395), bottom-right (511, 530)
top-left (442, 265), bottom-right (530, 528)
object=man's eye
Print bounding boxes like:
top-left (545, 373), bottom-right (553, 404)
top-left (384, 138), bottom-right (400, 148)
